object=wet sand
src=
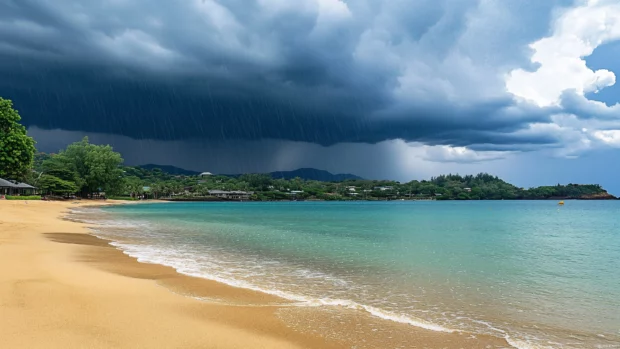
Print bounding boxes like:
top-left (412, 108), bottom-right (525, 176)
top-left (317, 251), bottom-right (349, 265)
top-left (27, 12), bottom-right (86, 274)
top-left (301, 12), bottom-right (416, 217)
top-left (0, 200), bottom-right (511, 348)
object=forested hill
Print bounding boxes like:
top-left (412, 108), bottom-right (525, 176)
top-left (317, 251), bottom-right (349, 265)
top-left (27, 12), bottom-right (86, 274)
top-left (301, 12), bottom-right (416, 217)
top-left (269, 168), bottom-right (362, 181)
top-left (138, 164), bottom-right (200, 176)
top-left (227, 168), bottom-right (363, 181)
top-left (136, 164), bottom-right (363, 182)
top-left (420, 174), bottom-right (615, 200)
top-left (32, 151), bottom-right (615, 200)
top-left (120, 165), bottom-right (616, 201)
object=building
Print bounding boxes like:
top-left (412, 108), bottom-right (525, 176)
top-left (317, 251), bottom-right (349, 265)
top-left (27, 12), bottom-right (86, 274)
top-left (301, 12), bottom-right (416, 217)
top-left (208, 190), bottom-right (253, 200)
top-left (374, 186), bottom-right (393, 191)
top-left (0, 178), bottom-right (37, 196)
top-left (200, 172), bottom-right (213, 177)
top-left (15, 182), bottom-right (37, 195)
top-left (464, 188), bottom-right (472, 192)
top-left (286, 190), bottom-right (305, 198)
top-left (0, 178), bottom-right (16, 195)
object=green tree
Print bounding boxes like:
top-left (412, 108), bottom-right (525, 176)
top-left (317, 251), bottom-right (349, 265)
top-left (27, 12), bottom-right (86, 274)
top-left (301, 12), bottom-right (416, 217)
top-left (239, 173), bottom-right (272, 190)
top-left (43, 137), bottom-right (124, 197)
top-left (41, 153), bottom-right (84, 188)
top-left (195, 184), bottom-right (211, 196)
top-left (150, 182), bottom-right (165, 199)
top-left (37, 174), bottom-right (79, 195)
top-left (33, 152), bottom-right (52, 173)
top-left (456, 192), bottom-right (471, 200)
top-left (123, 176), bottom-right (144, 198)
top-left (0, 98), bottom-right (36, 180)
top-left (169, 182), bottom-right (184, 196)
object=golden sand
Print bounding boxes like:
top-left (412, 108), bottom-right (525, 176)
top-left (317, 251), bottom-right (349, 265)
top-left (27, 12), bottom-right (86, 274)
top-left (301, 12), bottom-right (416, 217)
top-left (0, 200), bottom-right (511, 348)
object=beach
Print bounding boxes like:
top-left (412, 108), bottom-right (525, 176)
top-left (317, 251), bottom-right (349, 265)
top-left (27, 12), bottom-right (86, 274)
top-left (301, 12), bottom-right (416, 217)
top-left (0, 200), bottom-right (339, 349)
top-left (0, 200), bottom-right (516, 349)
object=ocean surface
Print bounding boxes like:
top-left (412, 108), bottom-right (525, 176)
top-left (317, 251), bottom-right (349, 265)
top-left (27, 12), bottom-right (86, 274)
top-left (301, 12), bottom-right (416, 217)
top-left (73, 201), bottom-right (620, 348)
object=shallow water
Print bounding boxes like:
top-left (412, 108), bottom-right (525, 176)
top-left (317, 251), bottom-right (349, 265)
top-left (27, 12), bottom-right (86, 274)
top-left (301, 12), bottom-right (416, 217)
top-left (73, 201), bottom-right (620, 348)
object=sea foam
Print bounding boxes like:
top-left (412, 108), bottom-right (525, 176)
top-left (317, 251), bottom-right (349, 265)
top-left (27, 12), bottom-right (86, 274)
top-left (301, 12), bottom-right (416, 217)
top-left (99, 236), bottom-right (455, 334)
top-left (72, 202), bottom-right (620, 349)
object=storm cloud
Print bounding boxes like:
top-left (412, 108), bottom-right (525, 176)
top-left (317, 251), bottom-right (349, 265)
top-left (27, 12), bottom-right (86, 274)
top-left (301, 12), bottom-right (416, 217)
top-left (2, 0), bottom-right (620, 192)
top-left (1, 0), bottom-right (576, 147)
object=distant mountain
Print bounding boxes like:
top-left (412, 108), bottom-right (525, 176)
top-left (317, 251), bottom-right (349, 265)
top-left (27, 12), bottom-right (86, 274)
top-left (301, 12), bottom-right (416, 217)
top-left (225, 168), bottom-right (362, 181)
top-left (138, 164), bottom-right (200, 176)
top-left (267, 168), bottom-right (363, 181)
top-left (137, 164), bottom-right (363, 182)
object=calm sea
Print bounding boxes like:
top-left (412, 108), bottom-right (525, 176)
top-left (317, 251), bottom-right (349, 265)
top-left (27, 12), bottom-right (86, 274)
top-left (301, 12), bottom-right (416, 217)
top-left (74, 201), bottom-right (620, 348)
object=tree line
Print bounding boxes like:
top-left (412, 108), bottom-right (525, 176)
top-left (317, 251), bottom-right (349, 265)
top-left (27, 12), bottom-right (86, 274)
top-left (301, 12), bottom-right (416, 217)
top-left (0, 96), bottom-right (614, 200)
top-left (112, 169), bottom-right (611, 201)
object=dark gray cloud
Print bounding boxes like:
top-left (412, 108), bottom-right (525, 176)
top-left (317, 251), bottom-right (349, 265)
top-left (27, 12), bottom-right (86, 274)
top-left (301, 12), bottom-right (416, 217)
top-left (7, 0), bottom-right (620, 194)
top-left (28, 126), bottom-right (620, 195)
top-left (28, 127), bottom-right (415, 180)
top-left (0, 0), bottom-right (575, 150)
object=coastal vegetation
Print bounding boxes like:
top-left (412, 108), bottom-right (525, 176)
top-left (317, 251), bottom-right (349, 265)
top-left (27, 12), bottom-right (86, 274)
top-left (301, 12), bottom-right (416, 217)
top-left (37, 137), bottom-right (123, 197)
top-left (0, 97), bottom-right (615, 200)
top-left (33, 146), bottom-right (615, 200)
top-left (5, 195), bottom-right (41, 200)
top-left (113, 169), bottom-right (614, 201)
top-left (0, 97), bottom-right (36, 180)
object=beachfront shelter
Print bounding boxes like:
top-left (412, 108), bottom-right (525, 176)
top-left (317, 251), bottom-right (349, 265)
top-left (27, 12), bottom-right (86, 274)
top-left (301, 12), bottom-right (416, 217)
top-left (0, 177), bottom-right (17, 195)
top-left (15, 182), bottom-right (37, 195)
top-left (0, 178), bottom-right (37, 196)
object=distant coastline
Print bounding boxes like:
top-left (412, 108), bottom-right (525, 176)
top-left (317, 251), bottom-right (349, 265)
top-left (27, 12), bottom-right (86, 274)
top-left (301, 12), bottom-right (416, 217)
top-left (122, 169), bottom-right (615, 202)
top-left (161, 195), bottom-right (617, 202)
top-left (28, 150), bottom-right (617, 202)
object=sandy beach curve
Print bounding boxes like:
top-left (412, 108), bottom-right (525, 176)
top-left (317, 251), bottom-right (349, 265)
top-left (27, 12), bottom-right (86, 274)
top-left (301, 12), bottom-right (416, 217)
top-left (0, 200), bottom-right (510, 349)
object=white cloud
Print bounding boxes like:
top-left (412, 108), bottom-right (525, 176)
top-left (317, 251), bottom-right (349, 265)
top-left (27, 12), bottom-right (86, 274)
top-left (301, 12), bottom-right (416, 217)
top-left (506, 0), bottom-right (620, 107)
top-left (419, 145), bottom-right (511, 163)
top-left (316, 0), bottom-right (351, 20)
top-left (592, 129), bottom-right (620, 146)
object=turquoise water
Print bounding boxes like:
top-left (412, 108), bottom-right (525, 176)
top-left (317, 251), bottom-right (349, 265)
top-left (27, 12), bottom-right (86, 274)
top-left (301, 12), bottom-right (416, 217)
top-left (80, 201), bottom-right (620, 348)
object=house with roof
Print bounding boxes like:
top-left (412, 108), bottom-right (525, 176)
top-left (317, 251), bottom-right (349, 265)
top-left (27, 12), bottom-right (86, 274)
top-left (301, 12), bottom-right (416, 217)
top-left (0, 178), bottom-right (37, 196)
top-left (208, 190), bottom-right (253, 200)
top-left (0, 178), bottom-right (16, 195)
top-left (15, 182), bottom-right (37, 195)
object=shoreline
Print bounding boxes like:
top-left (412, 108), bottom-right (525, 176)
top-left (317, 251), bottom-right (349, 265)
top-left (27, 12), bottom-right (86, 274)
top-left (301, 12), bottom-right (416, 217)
top-left (0, 200), bottom-right (338, 349)
top-left (1, 199), bottom-right (512, 348)
top-left (160, 197), bottom-right (617, 202)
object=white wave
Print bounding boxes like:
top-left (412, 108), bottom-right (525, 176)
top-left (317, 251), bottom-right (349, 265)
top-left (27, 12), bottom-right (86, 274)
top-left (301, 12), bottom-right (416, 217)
top-left (106, 241), bottom-right (455, 334)
top-left (505, 336), bottom-right (560, 349)
top-left (304, 298), bottom-right (454, 333)
top-left (70, 206), bottom-right (619, 349)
